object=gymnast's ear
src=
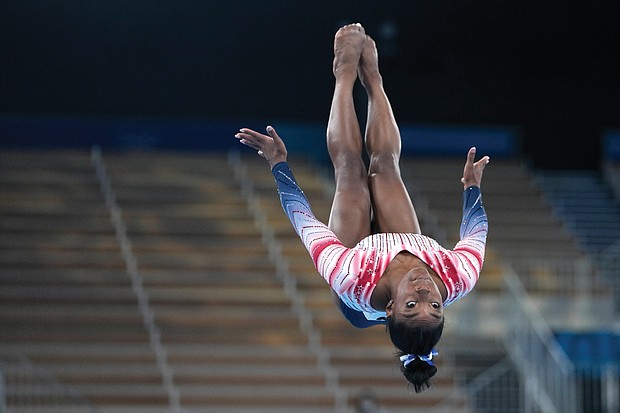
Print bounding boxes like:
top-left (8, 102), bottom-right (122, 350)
top-left (385, 299), bottom-right (394, 316)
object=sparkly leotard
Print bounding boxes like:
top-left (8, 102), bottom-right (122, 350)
top-left (272, 162), bottom-right (488, 323)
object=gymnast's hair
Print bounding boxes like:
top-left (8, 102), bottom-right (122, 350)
top-left (387, 316), bottom-right (444, 393)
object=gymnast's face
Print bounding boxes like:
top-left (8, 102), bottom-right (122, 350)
top-left (386, 267), bottom-right (444, 325)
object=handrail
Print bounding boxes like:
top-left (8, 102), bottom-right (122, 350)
top-left (228, 151), bottom-right (348, 412)
top-left (501, 264), bottom-right (578, 413)
top-left (464, 357), bottom-right (522, 413)
top-left (91, 147), bottom-right (182, 413)
top-left (468, 357), bottom-right (514, 390)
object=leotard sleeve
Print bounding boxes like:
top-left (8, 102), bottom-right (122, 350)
top-left (271, 161), bottom-right (345, 278)
top-left (271, 162), bottom-right (384, 328)
top-left (451, 186), bottom-right (488, 291)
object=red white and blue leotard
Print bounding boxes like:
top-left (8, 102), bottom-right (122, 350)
top-left (272, 162), bottom-right (488, 325)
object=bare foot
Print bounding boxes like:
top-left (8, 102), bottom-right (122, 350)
top-left (333, 23), bottom-right (366, 78)
top-left (358, 35), bottom-right (382, 90)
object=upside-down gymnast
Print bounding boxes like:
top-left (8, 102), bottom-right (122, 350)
top-left (235, 23), bottom-right (490, 392)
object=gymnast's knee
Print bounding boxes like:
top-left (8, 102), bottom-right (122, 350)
top-left (333, 154), bottom-right (367, 182)
top-left (368, 153), bottom-right (400, 178)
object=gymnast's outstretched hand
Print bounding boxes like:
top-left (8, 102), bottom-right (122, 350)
top-left (461, 147), bottom-right (490, 190)
top-left (235, 126), bottom-right (288, 169)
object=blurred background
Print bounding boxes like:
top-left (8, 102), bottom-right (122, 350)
top-left (1, 1), bottom-right (619, 412)
top-left (1, 0), bottom-right (619, 168)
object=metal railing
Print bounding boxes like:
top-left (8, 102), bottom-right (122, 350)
top-left (91, 147), bottom-right (182, 413)
top-left (502, 264), bottom-right (579, 413)
top-left (228, 151), bottom-right (348, 412)
top-left (573, 362), bottom-right (620, 413)
top-left (465, 358), bottom-right (523, 413)
top-left (409, 259), bottom-right (618, 413)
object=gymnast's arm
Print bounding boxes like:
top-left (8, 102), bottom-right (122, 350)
top-left (454, 147), bottom-right (490, 273)
top-left (456, 185), bottom-right (488, 267)
top-left (235, 126), bottom-right (381, 329)
top-left (234, 126), bottom-right (343, 276)
top-left (271, 160), bottom-right (388, 330)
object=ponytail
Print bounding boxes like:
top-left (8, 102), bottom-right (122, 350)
top-left (387, 317), bottom-right (444, 393)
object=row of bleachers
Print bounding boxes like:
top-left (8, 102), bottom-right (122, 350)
top-left (0, 150), bottom-right (165, 411)
top-left (99, 151), bottom-right (338, 412)
top-left (0, 150), bottom-right (335, 413)
top-left (1, 147), bottom-right (616, 412)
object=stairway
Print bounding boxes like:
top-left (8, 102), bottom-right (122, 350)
top-left (3, 148), bottom-right (565, 412)
top-left (0, 149), bottom-right (338, 413)
top-left (0, 150), bottom-right (165, 411)
top-left (99, 150), bottom-right (336, 413)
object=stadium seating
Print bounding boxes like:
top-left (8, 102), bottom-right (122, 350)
top-left (1, 148), bottom-right (610, 412)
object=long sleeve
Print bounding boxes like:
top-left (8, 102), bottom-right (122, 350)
top-left (271, 162), bottom-right (343, 273)
top-left (452, 186), bottom-right (488, 288)
top-left (271, 162), bottom-right (385, 328)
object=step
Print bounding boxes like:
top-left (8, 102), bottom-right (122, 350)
top-left (165, 343), bottom-right (316, 364)
top-left (176, 384), bottom-right (334, 407)
top-left (0, 343), bottom-right (154, 364)
top-left (0, 216), bottom-right (113, 232)
top-left (0, 305), bottom-right (142, 326)
top-left (0, 285), bottom-right (136, 303)
top-left (0, 329), bottom-right (150, 344)
top-left (171, 362), bottom-right (325, 383)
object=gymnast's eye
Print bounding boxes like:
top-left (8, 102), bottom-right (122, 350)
top-left (406, 301), bottom-right (416, 308)
top-left (431, 302), bottom-right (440, 309)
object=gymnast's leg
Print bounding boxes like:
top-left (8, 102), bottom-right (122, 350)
top-left (326, 24), bottom-right (372, 247)
top-left (359, 35), bottom-right (421, 234)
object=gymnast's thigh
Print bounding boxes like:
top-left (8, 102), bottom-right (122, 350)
top-left (328, 174), bottom-right (372, 247)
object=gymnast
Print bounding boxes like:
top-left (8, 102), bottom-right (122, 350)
top-left (235, 23), bottom-right (489, 392)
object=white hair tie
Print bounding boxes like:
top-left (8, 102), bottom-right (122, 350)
top-left (399, 349), bottom-right (438, 367)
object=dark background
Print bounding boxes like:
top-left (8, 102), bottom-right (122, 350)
top-left (1, 0), bottom-right (619, 169)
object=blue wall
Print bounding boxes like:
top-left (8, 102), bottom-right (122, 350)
top-left (555, 331), bottom-right (620, 368)
top-left (0, 114), bottom-right (519, 161)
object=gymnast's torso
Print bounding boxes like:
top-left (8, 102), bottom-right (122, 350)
top-left (271, 161), bottom-right (488, 322)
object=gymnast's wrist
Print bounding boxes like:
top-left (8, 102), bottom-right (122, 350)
top-left (464, 184), bottom-right (481, 193)
top-left (269, 157), bottom-right (287, 170)
top-left (270, 160), bottom-right (288, 172)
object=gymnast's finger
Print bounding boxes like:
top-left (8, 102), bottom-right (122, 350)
top-left (236, 129), bottom-right (267, 146)
top-left (466, 147), bottom-right (476, 165)
top-left (476, 156), bottom-right (491, 169)
top-left (266, 125), bottom-right (283, 143)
